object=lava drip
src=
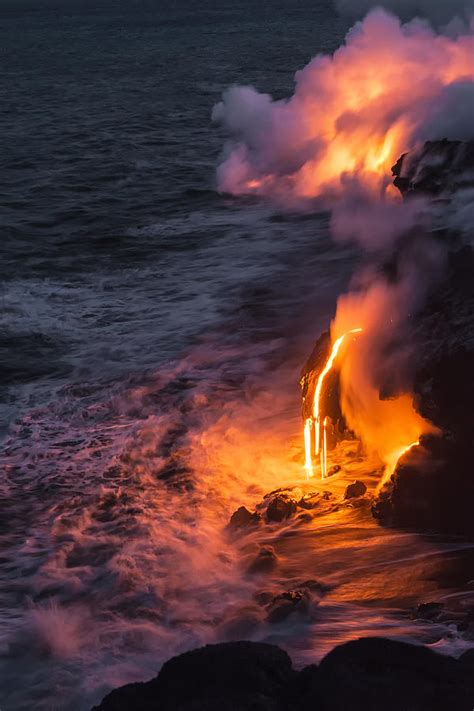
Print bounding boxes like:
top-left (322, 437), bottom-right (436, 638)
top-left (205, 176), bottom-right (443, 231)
top-left (301, 328), bottom-right (362, 478)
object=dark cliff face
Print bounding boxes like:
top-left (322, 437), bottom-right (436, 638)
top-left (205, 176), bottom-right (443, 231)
top-left (392, 140), bottom-right (474, 198)
top-left (373, 141), bottom-right (474, 536)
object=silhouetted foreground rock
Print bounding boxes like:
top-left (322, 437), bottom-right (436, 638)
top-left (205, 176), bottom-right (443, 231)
top-left (92, 641), bottom-right (295, 711)
top-left (313, 637), bottom-right (473, 711)
top-left (92, 637), bottom-right (474, 710)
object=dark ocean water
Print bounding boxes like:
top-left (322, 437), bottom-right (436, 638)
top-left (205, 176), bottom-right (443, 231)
top-left (0, 0), bottom-right (348, 428)
top-left (1, 3), bottom-right (473, 710)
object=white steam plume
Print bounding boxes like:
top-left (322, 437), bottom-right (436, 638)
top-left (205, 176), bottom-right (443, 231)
top-left (213, 8), bottom-right (474, 234)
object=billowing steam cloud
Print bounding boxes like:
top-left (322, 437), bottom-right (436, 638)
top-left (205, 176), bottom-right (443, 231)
top-left (213, 9), bottom-right (474, 208)
top-left (214, 8), bottom-right (474, 480)
top-left (335, 0), bottom-right (474, 25)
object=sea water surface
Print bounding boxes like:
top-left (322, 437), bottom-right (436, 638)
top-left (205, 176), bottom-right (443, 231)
top-left (1, 2), bottom-right (473, 709)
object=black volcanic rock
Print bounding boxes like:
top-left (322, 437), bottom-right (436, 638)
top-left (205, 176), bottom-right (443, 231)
top-left (310, 637), bottom-right (473, 711)
top-left (92, 638), bottom-right (474, 710)
top-left (373, 434), bottom-right (474, 535)
top-left (373, 252), bottom-right (474, 536)
top-left (266, 589), bottom-right (312, 624)
top-left (343, 480), bottom-right (367, 499)
top-left (265, 493), bottom-right (297, 522)
top-left (392, 139), bottom-right (474, 197)
top-left (374, 140), bottom-right (474, 537)
top-left (229, 506), bottom-right (261, 529)
top-left (92, 641), bottom-right (296, 711)
top-left (412, 601), bottom-right (445, 621)
top-left (460, 648), bottom-right (474, 670)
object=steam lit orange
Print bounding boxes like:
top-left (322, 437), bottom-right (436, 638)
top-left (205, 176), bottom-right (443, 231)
top-left (217, 10), bottom-right (474, 201)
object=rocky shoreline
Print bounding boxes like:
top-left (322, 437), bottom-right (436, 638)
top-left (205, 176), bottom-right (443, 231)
top-left (92, 141), bottom-right (474, 709)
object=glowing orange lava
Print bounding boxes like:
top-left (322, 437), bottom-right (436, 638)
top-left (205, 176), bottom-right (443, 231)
top-left (379, 440), bottom-right (420, 490)
top-left (332, 283), bottom-right (437, 489)
top-left (304, 328), bottom-right (362, 478)
top-left (304, 417), bottom-right (314, 479)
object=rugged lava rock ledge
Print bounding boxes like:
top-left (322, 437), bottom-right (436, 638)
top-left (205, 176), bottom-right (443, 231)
top-left (228, 481), bottom-right (369, 534)
top-left (92, 637), bottom-right (474, 710)
top-left (373, 140), bottom-right (474, 537)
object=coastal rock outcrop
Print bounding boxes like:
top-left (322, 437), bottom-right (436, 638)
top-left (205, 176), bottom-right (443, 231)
top-left (228, 506), bottom-right (261, 529)
top-left (392, 140), bottom-right (474, 197)
top-left (374, 140), bottom-right (474, 536)
top-left (265, 493), bottom-right (298, 522)
top-left (92, 637), bottom-right (474, 710)
top-left (343, 480), bottom-right (367, 499)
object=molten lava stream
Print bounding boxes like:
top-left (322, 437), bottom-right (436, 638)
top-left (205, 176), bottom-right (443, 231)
top-left (304, 417), bottom-right (314, 479)
top-left (320, 416), bottom-right (329, 479)
top-left (305, 328), bottom-right (362, 479)
top-left (379, 439), bottom-right (420, 492)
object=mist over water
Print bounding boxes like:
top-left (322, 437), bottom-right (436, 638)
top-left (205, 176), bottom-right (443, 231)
top-left (1, 2), bottom-right (474, 710)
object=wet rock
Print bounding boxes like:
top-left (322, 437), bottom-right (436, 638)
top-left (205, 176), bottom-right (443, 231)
top-left (373, 142), bottom-right (474, 537)
top-left (373, 434), bottom-right (474, 536)
top-left (266, 590), bottom-right (311, 624)
top-left (265, 494), bottom-right (297, 523)
top-left (263, 487), bottom-right (289, 499)
top-left (412, 601), bottom-right (445, 621)
top-left (343, 480), bottom-right (367, 499)
top-left (392, 140), bottom-right (474, 197)
top-left (228, 506), bottom-right (261, 530)
top-left (246, 546), bottom-right (277, 575)
top-left (265, 580), bottom-right (328, 624)
top-left (298, 491), bottom-right (320, 510)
